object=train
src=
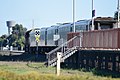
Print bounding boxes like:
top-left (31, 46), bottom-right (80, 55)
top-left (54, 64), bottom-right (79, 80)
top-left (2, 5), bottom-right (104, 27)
top-left (25, 17), bottom-right (117, 53)
top-left (25, 20), bottom-right (90, 53)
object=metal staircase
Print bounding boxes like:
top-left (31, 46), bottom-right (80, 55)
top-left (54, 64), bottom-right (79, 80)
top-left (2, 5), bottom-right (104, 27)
top-left (47, 35), bottom-right (82, 67)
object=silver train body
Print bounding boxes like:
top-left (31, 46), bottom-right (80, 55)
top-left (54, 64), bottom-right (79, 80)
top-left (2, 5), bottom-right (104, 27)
top-left (28, 20), bottom-right (90, 47)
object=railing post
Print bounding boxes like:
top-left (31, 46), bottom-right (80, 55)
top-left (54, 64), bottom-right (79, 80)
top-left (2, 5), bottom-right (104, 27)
top-left (80, 35), bottom-right (82, 48)
top-left (48, 54), bottom-right (50, 66)
top-left (61, 38), bottom-right (64, 53)
top-left (56, 52), bottom-right (62, 76)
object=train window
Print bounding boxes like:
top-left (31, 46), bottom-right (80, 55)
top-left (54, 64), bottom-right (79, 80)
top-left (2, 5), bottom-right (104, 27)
top-left (57, 29), bottom-right (58, 34)
top-left (70, 26), bottom-right (72, 32)
top-left (86, 25), bottom-right (88, 30)
top-left (55, 29), bottom-right (58, 34)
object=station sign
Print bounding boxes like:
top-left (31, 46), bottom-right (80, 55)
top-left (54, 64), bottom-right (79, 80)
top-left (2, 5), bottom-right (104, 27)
top-left (53, 34), bottom-right (60, 41)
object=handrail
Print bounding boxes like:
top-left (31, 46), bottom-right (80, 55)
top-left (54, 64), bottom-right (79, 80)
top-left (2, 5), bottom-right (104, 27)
top-left (47, 34), bottom-right (82, 66)
top-left (46, 35), bottom-right (79, 55)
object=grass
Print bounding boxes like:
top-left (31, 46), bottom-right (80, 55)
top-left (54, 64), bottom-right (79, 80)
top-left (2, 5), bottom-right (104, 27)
top-left (0, 61), bottom-right (119, 80)
top-left (0, 61), bottom-right (56, 74)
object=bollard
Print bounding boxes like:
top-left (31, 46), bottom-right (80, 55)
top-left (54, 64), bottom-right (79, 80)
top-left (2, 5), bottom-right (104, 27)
top-left (56, 52), bottom-right (61, 76)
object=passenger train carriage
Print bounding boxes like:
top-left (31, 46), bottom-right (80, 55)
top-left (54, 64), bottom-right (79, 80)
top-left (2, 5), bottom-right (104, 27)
top-left (25, 20), bottom-right (91, 53)
top-left (40, 28), bottom-right (47, 46)
top-left (47, 25), bottom-right (59, 46)
top-left (29, 28), bottom-right (41, 46)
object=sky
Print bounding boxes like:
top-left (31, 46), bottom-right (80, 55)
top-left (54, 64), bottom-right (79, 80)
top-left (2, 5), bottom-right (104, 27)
top-left (0, 0), bottom-right (117, 36)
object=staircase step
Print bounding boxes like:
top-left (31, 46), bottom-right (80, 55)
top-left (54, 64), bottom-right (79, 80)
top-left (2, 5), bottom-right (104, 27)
top-left (49, 49), bottom-right (78, 66)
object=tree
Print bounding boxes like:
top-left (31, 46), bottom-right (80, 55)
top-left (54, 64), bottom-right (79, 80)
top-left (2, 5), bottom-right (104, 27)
top-left (0, 24), bottom-right (27, 50)
top-left (7, 34), bottom-right (18, 46)
top-left (12, 24), bottom-right (27, 38)
top-left (0, 34), bottom-right (8, 47)
top-left (9, 24), bottom-right (27, 50)
top-left (0, 38), bottom-right (4, 47)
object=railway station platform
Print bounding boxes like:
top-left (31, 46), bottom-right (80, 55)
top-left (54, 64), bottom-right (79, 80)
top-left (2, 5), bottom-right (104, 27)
top-left (61, 49), bottom-right (120, 73)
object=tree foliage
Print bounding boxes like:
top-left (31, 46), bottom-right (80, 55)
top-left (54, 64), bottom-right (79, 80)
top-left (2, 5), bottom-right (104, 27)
top-left (0, 34), bottom-right (7, 47)
top-left (0, 24), bottom-right (27, 50)
top-left (11, 24), bottom-right (27, 49)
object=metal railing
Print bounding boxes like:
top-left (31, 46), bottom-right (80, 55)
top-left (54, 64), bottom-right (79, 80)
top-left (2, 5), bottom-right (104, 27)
top-left (47, 34), bottom-right (82, 66)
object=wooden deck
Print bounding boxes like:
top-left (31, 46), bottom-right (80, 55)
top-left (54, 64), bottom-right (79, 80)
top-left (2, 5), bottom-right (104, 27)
top-left (62, 49), bottom-right (120, 73)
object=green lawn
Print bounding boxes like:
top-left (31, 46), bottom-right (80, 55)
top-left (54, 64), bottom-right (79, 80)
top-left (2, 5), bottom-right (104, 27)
top-left (0, 61), bottom-right (119, 80)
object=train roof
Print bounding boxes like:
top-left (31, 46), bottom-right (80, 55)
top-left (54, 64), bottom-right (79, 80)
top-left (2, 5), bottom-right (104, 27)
top-left (75, 20), bottom-right (91, 26)
top-left (59, 23), bottom-right (72, 28)
top-left (41, 27), bottom-right (48, 29)
top-left (47, 25), bottom-right (58, 30)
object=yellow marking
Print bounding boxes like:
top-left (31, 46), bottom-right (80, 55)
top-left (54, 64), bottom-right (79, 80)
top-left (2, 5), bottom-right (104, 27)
top-left (35, 35), bottom-right (40, 42)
